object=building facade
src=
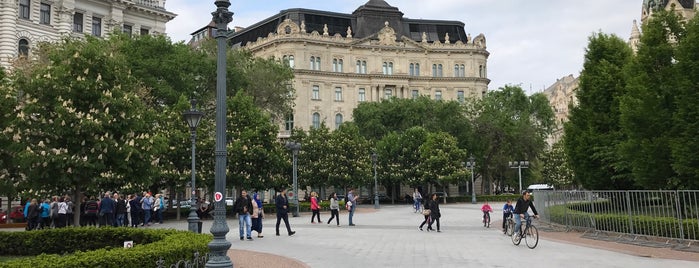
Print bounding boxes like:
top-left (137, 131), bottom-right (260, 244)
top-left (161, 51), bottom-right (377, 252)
top-left (226, 0), bottom-right (490, 137)
top-left (0, 0), bottom-right (176, 68)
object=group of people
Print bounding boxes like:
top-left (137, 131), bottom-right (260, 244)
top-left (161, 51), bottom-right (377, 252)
top-left (20, 190), bottom-right (169, 230)
top-left (231, 188), bottom-right (363, 240)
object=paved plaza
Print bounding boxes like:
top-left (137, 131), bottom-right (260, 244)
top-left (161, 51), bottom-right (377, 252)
top-left (162, 203), bottom-right (698, 268)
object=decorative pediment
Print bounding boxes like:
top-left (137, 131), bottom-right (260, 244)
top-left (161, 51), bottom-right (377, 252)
top-left (276, 19), bottom-right (300, 35)
top-left (377, 21), bottom-right (397, 46)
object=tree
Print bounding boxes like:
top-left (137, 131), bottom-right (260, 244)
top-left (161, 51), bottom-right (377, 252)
top-left (7, 36), bottom-right (166, 224)
top-left (0, 66), bottom-right (27, 212)
top-left (326, 123), bottom-right (372, 192)
top-left (564, 32), bottom-right (634, 190)
top-left (539, 139), bottom-right (576, 189)
top-left (619, 11), bottom-right (684, 189)
top-left (670, 13), bottom-right (699, 189)
top-left (418, 132), bottom-right (468, 189)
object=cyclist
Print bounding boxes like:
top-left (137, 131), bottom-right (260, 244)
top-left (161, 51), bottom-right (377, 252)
top-left (513, 190), bottom-right (539, 237)
top-left (502, 199), bottom-right (513, 234)
top-left (481, 200), bottom-right (492, 226)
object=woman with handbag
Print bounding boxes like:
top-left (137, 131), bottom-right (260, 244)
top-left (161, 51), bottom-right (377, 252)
top-left (418, 198), bottom-right (432, 231)
top-left (427, 193), bottom-right (441, 232)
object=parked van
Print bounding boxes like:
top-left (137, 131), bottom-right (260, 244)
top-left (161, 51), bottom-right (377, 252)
top-left (527, 184), bottom-right (555, 192)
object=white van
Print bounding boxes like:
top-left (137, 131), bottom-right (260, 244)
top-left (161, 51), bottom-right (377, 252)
top-left (527, 184), bottom-right (555, 192)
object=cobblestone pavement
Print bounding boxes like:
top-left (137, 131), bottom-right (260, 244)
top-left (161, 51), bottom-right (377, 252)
top-left (161, 203), bottom-right (699, 268)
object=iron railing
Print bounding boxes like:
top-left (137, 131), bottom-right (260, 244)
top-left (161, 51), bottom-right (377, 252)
top-left (532, 190), bottom-right (699, 250)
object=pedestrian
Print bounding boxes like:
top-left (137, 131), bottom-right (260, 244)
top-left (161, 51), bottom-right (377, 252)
top-left (347, 188), bottom-right (358, 226)
top-left (49, 196), bottom-right (59, 228)
top-left (413, 188), bottom-right (422, 213)
top-left (327, 192), bottom-right (340, 226)
top-left (84, 196), bottom-right (99, 227)
top-left (129, 194), bottom-right (142, 227)
top-left (40, 199), bottom-right (51, 229)
top-left (65, 196), bottom-right (74, 227)
top-left (233, 190), bottom-right (254, 241)
top-left (114, 193), bottom-right (127, 227)
top-left (99, 192), bottom-right (115, 227)
top-left (26, 199), bottom-right (40, 230)
top-left (251, 192), bottom-right (265, 238)
top-left (154, 193), bottom-right (164, 224)
top-left (502, 199), bottom-right (514, 233)
top-left (141, 192), bottom-right (153, 226)
top-left (427, 193), bottom-right (441, 232)
top-left (275, 189), bottom-right (296, 236)
top-left (310, 191), bottom-right (321, 223)
top-left (56, 197), bottom-right (68, 228)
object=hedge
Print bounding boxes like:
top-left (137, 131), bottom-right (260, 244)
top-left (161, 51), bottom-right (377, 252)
top-left (0, 227), bottom-right (211, 267)
top-left (548, 202), bottom-right (699, 239)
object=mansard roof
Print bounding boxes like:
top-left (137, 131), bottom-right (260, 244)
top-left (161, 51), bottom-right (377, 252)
top-left (228, 1), bottom-right (469, 47)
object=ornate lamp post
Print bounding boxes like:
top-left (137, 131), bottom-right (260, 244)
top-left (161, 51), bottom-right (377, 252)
top-left (465, 156), bottom-right (476, 204)
top-left (207, 1), bottom-right (233, 267)
top-left (509, 160), bottom-right (530, 193)
top-left (182, 98), bottom-right (203, 233)
top-left (285, 141), bottom-right (301, 217)
top-left (372, 152), bottom-right (379, 209)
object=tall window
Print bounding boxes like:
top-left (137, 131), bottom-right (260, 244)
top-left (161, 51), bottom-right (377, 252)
top-left (355, 60), bottom-right (366, 74)
top-left (432, 64), bottom-right (444, 77)
top-left (435, 90), bottom-right (442, 101)
top-left (92, 17), bottom-right (102, 37)
top-left (18, 39), bottom-right (29, 57)
top-left (123, 24), bottom-right (132, 37)
top-left (73, 13), bottom-right (84, 33)
top-left (285, 113), bottom-right (294, 131)
top-left (19, 0), bottom-right (29, 19)
top-left (479, 65), bottom-right (485, 78)
top-left (382, 62), bottom-right (393, 75)
top-left (410, 63), bottom-right (414, 76)
top-left (312, 113), bottom-right (320, 129)
top-left (283, 55), bottom-right (295, 68)
top-left (311, 56), bottom-right (321, 70)
top-left (40, 3), bottom-right (50, 24)
top-left (315, 57), bottom-right (321, 70)
top-left (332, 58), bottom-right (343, 72)
top-left (411, 89), bottom-right (419, 99)
top-left (358, 88), bottom-right (366, 102)
top-left (454, 64), bottom-right (465, 77)
top-left (457, 90), bottom-right (465, 103)
top-left (334, 87), bottom-right (342, 101)
top-left (312, 85), bottom-right (320, 100)
top-left (384, 88), bottom-right (393, 99)
top-left (335, 114), bottom-right (343, 129)
top-left (140, 28), bottom-right (149, 36)
top-left (409, 63), bottom-right (420, 76)
top-left (437, 64), bottom-right (443, 77)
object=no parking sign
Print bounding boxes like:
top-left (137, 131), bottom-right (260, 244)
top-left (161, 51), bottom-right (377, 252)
top-left (124, 241), bottom-right (133, 248)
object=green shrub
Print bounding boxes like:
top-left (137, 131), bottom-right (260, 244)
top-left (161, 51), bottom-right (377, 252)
top-left (0, 228), bottom-right (211, 267)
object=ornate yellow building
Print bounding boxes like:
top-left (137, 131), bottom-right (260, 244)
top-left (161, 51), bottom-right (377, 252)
top-left (225, 0), bottom-right (490, 136)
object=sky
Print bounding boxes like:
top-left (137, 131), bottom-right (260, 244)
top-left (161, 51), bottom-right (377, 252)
top-left (165, 0), bottom-right (643, 94)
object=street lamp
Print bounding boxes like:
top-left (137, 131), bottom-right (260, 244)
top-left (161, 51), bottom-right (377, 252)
top-left (285, 141), bottom-right (301, 217)
top-left (509, 160), bottom-right (530, 193)
top-left (371, 152), bottom-right (379, 209)
top-left (182, 98), bottom-right (203, 233)
top-left (465, 156), bottom-right (476, 204)
top-left (207, 1), bottom-right (233, 267)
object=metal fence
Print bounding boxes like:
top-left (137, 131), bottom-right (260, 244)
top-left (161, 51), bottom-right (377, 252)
top-left (532, 190), bottom-right (699, 250)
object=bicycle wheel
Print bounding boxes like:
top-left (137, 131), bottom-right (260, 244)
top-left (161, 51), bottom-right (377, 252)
top-left (511, 230), bottom-right (522, 245)
top-left (524, 225), bottom-right (539, 249)
top-left (506, 220), bottom-right (514, 236)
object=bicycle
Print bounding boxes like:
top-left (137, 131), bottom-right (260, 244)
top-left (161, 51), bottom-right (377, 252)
top-left (511, 214), bottom-right (539, 249)
top-left (503, 214), bottom-right (515, 236)
top-left (482, 211), bottom-right (491, 228)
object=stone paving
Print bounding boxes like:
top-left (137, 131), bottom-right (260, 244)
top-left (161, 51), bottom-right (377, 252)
top-left (159, 203), bottom-right (699, 268)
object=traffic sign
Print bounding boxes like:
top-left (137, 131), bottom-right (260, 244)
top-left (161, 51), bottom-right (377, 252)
top-left (214, 192), bottom-right (223, 202)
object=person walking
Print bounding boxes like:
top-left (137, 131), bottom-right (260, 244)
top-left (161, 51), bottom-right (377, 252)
top-left (141, 193), bottom-right (153, 226)
top-left (413, 188), bottom-right (423, 213)
top-left (327, 192), bottom-right (340, 226)
top-left (154, 194), bottom-right (164, 224)
top-left (347, 189), bottom-right (358, 226)
top-left (251, 192), bottom-right (264, 238)
top-left (427, 193), bottom-right (441, 232)
top-left (234, 190), bottom-right (254, 241)
top-left (310, 191), bottom-right (321, 223)
top-left (275, 189), bottom-right (296, 236)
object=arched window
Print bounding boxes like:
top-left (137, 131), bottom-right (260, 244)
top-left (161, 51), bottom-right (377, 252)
top-left (415, 63), bottom-right (420, 76)
top-left (338, 59), bottom-right (343, 72)
top-left (315, 57), bottom-right (321, 70)
top-left (432, 64), bottom-right (437, 77)
top-left (335, 114), bottom-right (343, 129)
top-left (382, 62), bottom-right (388, 74)
top-left (437, 64), bottom-right (443, 77)
top-left (18, 39), bottom-right (29, 57)
top-left (409, 63), bottom-right (415, 76)
top-left (356, 60), bottom-right (361, 73)
top-left (460, 64), bottom-right (465, 77)
top-left (310, 56), bottom-right (315, 69)
top-left (388, 62), bottom-right (393, 75)
top-left (333, 59), bottom-right (338, 72)
top-left (288, 55), bottom-right (294, 68)
top-left (454, 65), bottom-right (459, 77)
top-left (361, 61), bottom-right (367, 74)
top-left (312, 112), bottom-right (321, 129)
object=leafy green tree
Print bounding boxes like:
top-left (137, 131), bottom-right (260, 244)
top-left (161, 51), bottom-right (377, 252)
top-left (292, 124), bottom-right (332, 191)
top-left (564, 32), bottom-right (634, 190)
top-left (226, 91), bottom-right (287, 191)
top-left (619, 11), bottom-right (684, 189)
top-left (326, 123), bottom-right (372, 191)
top-left (539, 140), bottom-right (576, 189)
top-left (7, 36), bottom-right (166, 224)
top-left (0, 66), bottom-right (27, 211)
top-left (670, 14), bottom-right (699, 189)
top-left (418, 132), bottom-right (468, 189)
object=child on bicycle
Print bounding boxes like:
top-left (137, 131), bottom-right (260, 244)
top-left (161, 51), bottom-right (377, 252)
top-left (502, 199), bottom-right (513, 233)
top-left (481, 200), bottom-right (493, 226)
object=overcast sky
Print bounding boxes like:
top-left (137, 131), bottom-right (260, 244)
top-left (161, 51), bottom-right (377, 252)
top-left (165, 0), bottom-right (642, 94)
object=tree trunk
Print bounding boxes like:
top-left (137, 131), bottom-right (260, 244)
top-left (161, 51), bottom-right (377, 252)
top-left (72, 186), bottom-right (83, 227)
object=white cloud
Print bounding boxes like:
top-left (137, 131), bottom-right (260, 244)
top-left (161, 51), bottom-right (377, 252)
top-left (165, 0), bottom-right (641, 93)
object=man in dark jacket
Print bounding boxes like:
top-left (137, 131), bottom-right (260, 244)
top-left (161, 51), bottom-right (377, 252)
top-left (233, 190), bottom-right (254, 240)
top-left (274, 189), bottom-right (295, 236)
top-left (513, 190), bottom-right (539, 237)
top-left (99, 192), bottom-right (115, 227)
